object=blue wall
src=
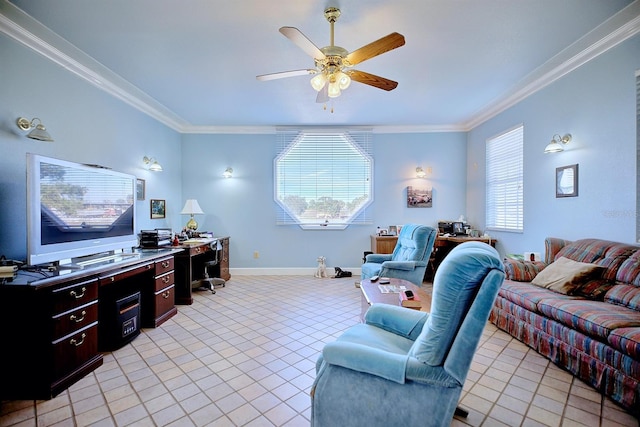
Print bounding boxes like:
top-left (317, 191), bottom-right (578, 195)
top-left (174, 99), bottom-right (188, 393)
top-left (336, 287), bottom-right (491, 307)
top-left (466, 35), bottom-right (640, 256)
top-left (180, 132), bottom-right (467, 270)
top-left (1, 29), bottom-right (639, 271)
top-left (0, 34), bottom-right (182, 261)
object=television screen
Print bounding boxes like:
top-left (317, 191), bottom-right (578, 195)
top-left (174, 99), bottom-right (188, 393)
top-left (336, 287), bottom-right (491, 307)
top-left (27, 154), bottom-right (137, 266)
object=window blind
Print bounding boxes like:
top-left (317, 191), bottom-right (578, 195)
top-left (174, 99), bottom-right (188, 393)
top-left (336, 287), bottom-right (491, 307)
top-left (274, 129), bottom-right (373, 229)
top-left (486, 125), bottom-right (524, 232)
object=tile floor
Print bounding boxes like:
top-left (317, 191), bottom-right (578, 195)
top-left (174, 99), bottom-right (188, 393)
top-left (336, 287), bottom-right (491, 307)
top-left (0, 275), bottom-right (637, 427)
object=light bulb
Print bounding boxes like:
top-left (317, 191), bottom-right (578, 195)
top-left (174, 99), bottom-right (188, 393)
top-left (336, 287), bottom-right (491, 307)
top-left (328, 81), bottom-right (341, 98)
top-left (310, 74), bottom-right (326, 91)
top-left (337, 72), bottom-right (351, 90)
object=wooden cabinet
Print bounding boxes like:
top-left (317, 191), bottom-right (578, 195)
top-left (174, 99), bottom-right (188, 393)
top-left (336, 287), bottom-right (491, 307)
top-left (0, 250), bottom-right (179, 400)
top-left (145, 256), bottom-right (177, 327)
top-left (0, 277), bottom-right (103, 400)
top-left (371, 235), bottom-right (398, 254)
top-left (219, 237), bottom-right (231, 281)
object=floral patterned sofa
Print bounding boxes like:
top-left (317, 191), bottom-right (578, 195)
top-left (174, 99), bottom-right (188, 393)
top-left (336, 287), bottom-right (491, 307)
top-left (489, 237), bottom-right (640, 414)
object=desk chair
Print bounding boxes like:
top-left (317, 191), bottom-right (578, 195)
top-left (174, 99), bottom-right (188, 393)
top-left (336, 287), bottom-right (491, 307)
top-left (196, 243), bottom-right (226, 294)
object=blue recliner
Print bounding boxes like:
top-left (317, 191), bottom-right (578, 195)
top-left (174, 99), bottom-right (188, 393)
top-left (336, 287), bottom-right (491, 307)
top-left (361, 224), bottom-right (437, 286)
top-left (311, 242), bottom-right (506, 427)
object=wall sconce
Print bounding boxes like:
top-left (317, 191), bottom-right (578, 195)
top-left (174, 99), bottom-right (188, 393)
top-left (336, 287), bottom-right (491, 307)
top-left (180, 199), bottom-right (204, 231)
top-left (223, 167), bottom-right (233, 178)
top-left (16, 117), bottom-right (54, 141)
top-left (544, 134), bottom-right (572, 153)
top-left (143, 156), bottom-right (163, 172)
top-left (416, 166), bottom-right (431, 178)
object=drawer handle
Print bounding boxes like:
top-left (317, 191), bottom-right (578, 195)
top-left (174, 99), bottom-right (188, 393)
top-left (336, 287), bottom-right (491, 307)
top-left (195, 247), bottom-right (201, 253)
top-left (146, 264), bottom-right (153, 270)
top-left (70, 310), bottom-right (86, 323)
top-left (70, 287), bottom-right (87, 299)
top-left (161, 260), bottom-right (170, 268)
top-left (162, 290), bottom-right (171, 299)
top-left (162, 276), bottom-right (171, 284)
top-left (70, 333), bottom-right (86, 347)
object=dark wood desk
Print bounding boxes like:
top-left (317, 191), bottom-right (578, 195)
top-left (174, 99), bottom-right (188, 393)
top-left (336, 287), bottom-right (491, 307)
top-left (173, 237), bottom-right (230, 305)
top-left (370, 234), bottom-right (497, 280)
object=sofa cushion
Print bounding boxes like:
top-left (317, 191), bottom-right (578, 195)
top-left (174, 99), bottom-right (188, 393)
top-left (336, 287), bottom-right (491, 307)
top-left (537, 299), bottom-right (640, 340)
top-left (572, 279), bottom-right (616, 301)
top-left (531, 257), bottom-right (605, 295)
top-left (498, 281), bottom-right (580, 312)
top-left (503, 258), bottom-right (546, 282)
top-left (608, 327), bottom-right (640, 360)
top-left (615, 250), bottom-right (640, 286)
top-left (554, 238), bottom-right (637, 282)
top-left (605, 284), bottom-right (640, 311)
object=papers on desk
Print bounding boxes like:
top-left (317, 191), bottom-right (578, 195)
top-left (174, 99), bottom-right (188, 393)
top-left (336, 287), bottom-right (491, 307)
top-left (182, 239), bottom-right (209, 244)
top-left (378, 284), bottom-right (407, 294)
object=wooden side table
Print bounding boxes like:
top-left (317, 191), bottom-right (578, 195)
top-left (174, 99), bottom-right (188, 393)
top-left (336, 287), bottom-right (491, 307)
top-left (359, 278), bottom-right (432, 321)
top-left (370, 235), bottom-right (398, 254)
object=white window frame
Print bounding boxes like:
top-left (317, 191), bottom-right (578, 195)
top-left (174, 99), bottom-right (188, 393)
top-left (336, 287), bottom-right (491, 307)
top-left (486, 124), bottom-right (524, 233)
top-left (274, 129), bottom-right (373, 230)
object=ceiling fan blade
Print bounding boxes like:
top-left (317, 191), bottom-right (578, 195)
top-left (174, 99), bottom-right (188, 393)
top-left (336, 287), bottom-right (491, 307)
top-left (346, 32), bottom-right (405, 66)
top-left (279, 26), bottom-right (325, 60)
top-left (256, 69), bottom-right (316, 81)
top-left (348, 70), bottom-right (398, 91)
top-left (316, 84), bottom-right (329, 103)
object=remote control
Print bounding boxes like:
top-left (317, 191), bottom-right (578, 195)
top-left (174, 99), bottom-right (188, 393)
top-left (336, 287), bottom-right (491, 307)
top-left (370, 275), bottom-right (379, 282)
top-left (379, 278), bottom-right (390, 284)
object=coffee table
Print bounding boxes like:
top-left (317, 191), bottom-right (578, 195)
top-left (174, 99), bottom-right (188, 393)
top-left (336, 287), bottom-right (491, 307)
top-left (359, 278), bottom-right (432, 321)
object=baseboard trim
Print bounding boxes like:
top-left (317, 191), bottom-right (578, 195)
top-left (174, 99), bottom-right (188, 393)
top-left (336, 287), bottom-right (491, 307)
top-left (230, 267), bottom-right (362, 276)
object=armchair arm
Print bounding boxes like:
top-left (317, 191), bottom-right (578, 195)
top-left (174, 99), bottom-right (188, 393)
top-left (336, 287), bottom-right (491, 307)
top-left (366, 253), bottom-right (393, 263)
top-left (322, 341), bottom-right (409, 384)
top-left (364, 304), bottom-right (428, 340)
top-left (380, 260), bottom-right (427, 271)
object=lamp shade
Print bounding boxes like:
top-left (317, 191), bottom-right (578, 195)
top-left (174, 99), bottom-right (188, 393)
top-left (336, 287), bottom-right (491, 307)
top-left (180, 199), bottom-right (204, 215)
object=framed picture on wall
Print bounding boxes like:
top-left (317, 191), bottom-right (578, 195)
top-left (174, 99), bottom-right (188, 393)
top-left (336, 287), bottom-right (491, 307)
top-left (150, 199), bottom-right (166, 219)
top-left (136, 178), bottom-right (145, 200)
top-left (556, 164), bottom-right (578, 198)
top-left (407, 186), bottom-right (432, 208)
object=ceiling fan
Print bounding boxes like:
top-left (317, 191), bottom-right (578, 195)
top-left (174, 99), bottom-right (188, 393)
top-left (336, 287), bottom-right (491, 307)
top-left (256, 7), bottom-right (405, 103)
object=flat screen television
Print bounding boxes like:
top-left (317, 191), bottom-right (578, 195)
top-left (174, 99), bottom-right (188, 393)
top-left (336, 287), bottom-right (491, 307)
top-left (27, 153), bottom-right (137, 266)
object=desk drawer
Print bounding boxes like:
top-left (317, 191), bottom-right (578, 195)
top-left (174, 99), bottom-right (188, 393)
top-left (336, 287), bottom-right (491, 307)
top-left (52, 301), bottom-right (98, 341)
top-left (154, 271), bottom-right (174, 292)
top-left (52, 280), bottom-right (98, 314)
top-left (188, 245), bottom-right (211, 256)
top-left (52, 323), bottom-right (99, 379)
top-left (155, 285), bottom-right (175, 318)
top-left (155, 257), bottom-right (174, 275)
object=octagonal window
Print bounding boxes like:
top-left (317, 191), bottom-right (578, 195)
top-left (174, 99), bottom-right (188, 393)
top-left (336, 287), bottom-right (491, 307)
top-left (275, 130), bottom-right (373, 230)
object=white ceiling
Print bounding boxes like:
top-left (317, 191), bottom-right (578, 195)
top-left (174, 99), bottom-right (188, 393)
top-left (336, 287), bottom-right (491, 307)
top-left (2, 0), bottom-right (639, 133)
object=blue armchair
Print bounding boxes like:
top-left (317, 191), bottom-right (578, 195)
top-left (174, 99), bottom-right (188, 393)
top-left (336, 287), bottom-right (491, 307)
top-left (311, 242), bottom-right (505, 427)
top-left (361, 224), bottom-right (437, 286)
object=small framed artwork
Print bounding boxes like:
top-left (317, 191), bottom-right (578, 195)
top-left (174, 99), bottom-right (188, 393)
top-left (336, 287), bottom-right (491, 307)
top-left (150, 199), bottom-right (166, 219)
top-left (407, 186), bottom-right (433, 208)
top-left (556, 164), bottom-right (578, 198)
top-left (136, 178), bottom-right (145, 201)
top-left (388, 225), bottom-right (398, 236)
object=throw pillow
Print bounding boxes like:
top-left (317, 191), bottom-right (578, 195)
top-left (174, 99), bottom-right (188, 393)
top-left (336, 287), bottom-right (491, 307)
top-left (531, 256), bottom-right (604, 295)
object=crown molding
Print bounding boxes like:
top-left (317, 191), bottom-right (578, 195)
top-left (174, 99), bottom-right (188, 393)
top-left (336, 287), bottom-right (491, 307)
top-left (2, 0), bottom-right (638, 134)
top-left (464, 1), bottom-right (640, 130)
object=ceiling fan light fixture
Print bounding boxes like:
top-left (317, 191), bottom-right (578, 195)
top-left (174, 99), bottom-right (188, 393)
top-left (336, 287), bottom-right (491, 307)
top-left (337, 72), bottom-right (351, 90)
top-left (328, 81), bottom-right (341, 98)
top-left (310, 73), bottom-right (326, 91)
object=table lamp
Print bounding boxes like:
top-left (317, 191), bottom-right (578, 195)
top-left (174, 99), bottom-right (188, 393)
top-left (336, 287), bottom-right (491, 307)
top-left (180, 199), bottom-right (204, 231)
